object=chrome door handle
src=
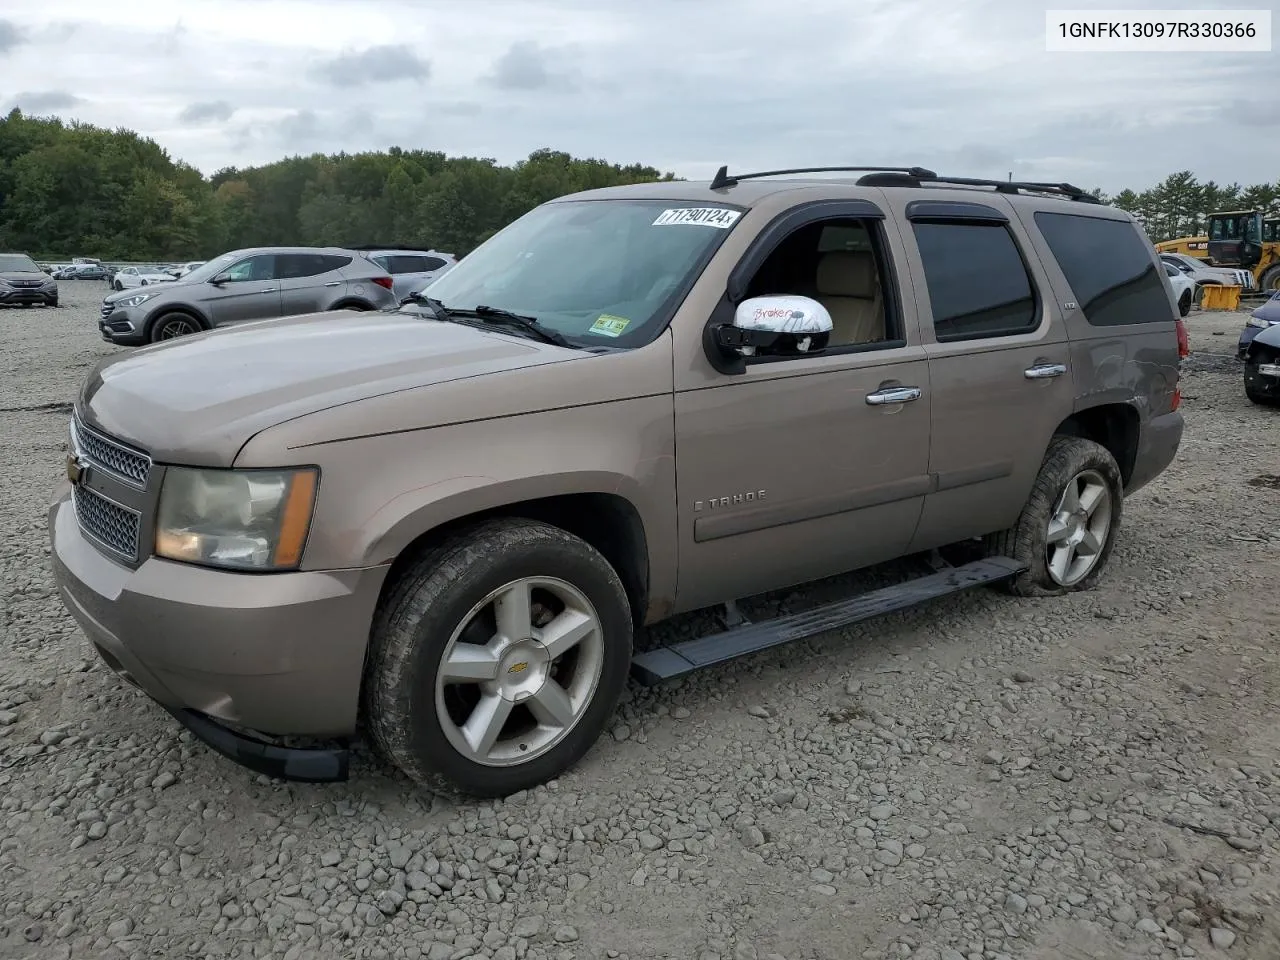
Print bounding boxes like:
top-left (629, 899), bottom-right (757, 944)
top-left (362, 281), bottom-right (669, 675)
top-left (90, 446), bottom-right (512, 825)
top-left (323, 281), bottom-right (341, 287)
top-left (260, 287), bottom-right (277, 293)
top-left (1024, 363), bottom-right (1067, 379)
top-left (865, 386), bottom-right (922, 405)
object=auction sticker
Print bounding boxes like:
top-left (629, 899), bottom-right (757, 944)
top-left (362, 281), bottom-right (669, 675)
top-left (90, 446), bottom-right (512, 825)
top-left (652, 207), bottom-right (741, 228)
top-left (589, 314), bottom-right (631, 337)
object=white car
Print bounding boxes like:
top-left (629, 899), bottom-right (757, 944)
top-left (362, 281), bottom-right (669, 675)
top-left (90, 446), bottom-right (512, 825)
top-left (1163, 261), bottom-right (1196, 317)
top-left (111, 266), bottom-right (177, 291)
top-left (1160, 252), bottom-right (1254, 290)
top-left (169, 260), bottom-right (206, 279)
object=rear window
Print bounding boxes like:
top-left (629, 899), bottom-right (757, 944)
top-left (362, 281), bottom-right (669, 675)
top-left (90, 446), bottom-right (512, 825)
top-left (912, 222), bottom-right (1038, 341)
top-left (1034, 212), bottom-right (1172, 326)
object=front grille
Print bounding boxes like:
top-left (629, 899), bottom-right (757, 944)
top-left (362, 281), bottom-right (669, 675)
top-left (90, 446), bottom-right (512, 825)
top-left (100, 302), bottom-right (115, 321)
top-left (72, 485), bottom-right (140, 560)
top-left (71, 418), bottom-right (151, 487)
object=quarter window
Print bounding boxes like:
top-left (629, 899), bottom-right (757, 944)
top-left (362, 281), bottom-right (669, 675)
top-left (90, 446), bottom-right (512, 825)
top-left (911, 222), bottom-right (1037, 341)
top-left (1035, 212), bottom-right (1172, 326)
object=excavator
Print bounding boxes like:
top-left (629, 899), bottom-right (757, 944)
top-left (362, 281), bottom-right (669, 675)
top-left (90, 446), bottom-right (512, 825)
top-left (1156, 209), bottom-right (1280, 291)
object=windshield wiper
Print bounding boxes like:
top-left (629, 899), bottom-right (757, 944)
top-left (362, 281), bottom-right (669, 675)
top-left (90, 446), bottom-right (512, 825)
top-left (403, 295), bottom-right (575, 348)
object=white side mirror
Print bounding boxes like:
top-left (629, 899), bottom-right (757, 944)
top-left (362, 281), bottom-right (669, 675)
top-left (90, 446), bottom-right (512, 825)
top-left (716, 295), bottom-right (833, 357)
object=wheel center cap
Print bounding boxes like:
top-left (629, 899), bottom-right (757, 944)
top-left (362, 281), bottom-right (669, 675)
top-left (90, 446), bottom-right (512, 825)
top-left (496, 640), bottom-right (550, 701)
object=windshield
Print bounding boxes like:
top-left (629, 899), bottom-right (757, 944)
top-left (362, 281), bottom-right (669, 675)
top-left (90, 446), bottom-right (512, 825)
top-left (179, 252), bottom-right (243, 284)
top-left (418, 199), bottom-right (743, 347)
top-left (0, 254), bottom-right (41, 273)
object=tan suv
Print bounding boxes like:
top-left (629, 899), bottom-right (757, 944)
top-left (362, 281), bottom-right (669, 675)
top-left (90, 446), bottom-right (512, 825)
top-left (49, 165), bottom-right (1187, 796)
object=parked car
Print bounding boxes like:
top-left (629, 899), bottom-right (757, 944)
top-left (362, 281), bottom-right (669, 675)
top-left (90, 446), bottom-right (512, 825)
top-left (50, 167), bottom-right (1186, 796)
top-left (97, 246), bottom-right (398, 345)
top-left (1159, 252), bottom-right (1254, 290)
top-left (112, 266), bottom-right (178, 291)
top-left (168, 260), bottom-right (206, 279)
top-left (0, 252), bottom-right (58, 306)
top-left (55, 263), bottom-right (110, 281)
top-left (359, 247), bottom-right (457, 301)
top-left (1242, 319), bottom-right (1280, 405)
top-left (1163, 261), bottom-right (1195, 317)
top-left (1237, 290), bottom-right (1280, 360)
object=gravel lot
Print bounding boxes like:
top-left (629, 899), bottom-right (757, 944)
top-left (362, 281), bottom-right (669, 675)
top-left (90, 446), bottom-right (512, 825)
top-left (2, 280), bottom-right (1278, 960)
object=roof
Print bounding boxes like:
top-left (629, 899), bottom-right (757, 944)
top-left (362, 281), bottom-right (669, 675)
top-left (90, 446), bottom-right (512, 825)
top-left (554, 165), bottom-right (1106, 210)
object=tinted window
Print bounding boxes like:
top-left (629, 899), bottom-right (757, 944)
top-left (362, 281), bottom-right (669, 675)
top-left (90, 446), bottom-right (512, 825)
top-left (1035, 212), bottom-right (1172, 326)
top-left (277, 253), bottom-right (339, 279)
top-left (422, 256), bottom-right (448, 271)
top-left (0, 254), bottom-right (41, 272)
top-left (388, 255), bottom-right (428, 273)
top-left (912, 222), bottom-right (1037, 340)
top-left (322, 255), bottom-right (352, 272)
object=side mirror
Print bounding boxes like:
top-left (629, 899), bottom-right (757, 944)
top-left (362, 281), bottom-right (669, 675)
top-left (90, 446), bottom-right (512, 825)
top-left (713, 295), bottom-right (833, 358)
top-left (210, 272), bottom-right (230, 285)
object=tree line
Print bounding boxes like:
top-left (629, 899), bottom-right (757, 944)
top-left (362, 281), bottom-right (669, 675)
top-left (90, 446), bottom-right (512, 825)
top-left (0, 107), bottom-right (1276, 262)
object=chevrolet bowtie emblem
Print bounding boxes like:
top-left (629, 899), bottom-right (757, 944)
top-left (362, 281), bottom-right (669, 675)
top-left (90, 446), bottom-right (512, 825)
top-left (507, 662), bottom-right (529, 675)
top-left (66, 454), bottom-right (90, 485)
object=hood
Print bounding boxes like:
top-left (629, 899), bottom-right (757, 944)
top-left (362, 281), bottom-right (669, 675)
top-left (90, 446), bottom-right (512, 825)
top-left (78, 310), bottom-right (583, 466)
top-left (1252, 294), bottom-right (1280, 323)
top-left (0, 270), bottom-right (52, 283)
top-left (103, 280), bottom-right (186, 304)
top-left (1254, 320), bottom-right (1280, 350)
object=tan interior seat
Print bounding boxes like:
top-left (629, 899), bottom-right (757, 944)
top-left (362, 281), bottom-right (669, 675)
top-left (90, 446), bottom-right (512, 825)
top-left (813, 251), bottom-right (885, 345)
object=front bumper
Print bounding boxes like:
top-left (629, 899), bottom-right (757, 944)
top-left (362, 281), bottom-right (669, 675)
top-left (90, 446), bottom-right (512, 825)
top-left (1244, 361), bottom-right (1280, 400)
top-left (1239, 323), bottom-right (1276, 360)
top-left (98, 303), bottom-right (147, 344)
top-left (49, 488), bottom-right (390, 781)
top-left (0, 286), bottom-right (57, 305)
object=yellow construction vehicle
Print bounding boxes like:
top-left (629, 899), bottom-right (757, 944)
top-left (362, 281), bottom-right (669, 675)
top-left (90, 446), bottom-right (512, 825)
top-left (1155, 210), bottom-right (1280, 291)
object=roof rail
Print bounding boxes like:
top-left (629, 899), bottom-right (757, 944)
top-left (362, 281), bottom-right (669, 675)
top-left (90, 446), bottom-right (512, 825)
top-left (707, 165), bottom-right (1102, 204)
top-left (709, 165), bottom-right (938, 190)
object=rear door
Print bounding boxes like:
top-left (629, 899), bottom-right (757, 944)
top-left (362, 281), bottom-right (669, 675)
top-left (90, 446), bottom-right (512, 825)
top-left (203, 253), bottom-right (282, 326)
top-left (880, 196), bottom-right (1077, 552)
top-left (278, 253), bottom-right (348, 316)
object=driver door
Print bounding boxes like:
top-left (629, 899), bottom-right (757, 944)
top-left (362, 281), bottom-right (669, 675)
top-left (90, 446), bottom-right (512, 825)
top-left (205, 253), bottom-right (282, 327)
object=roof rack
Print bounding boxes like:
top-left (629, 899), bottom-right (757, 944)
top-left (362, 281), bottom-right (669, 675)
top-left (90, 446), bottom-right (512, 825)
top-left (708, 165), bottom-right (1102, 204)
top-left (709, 165), bottom-right (937, 190)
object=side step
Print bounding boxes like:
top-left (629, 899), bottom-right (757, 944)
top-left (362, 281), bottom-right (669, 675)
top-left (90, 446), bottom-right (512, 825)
top-left (630, 556), bottom-right (1025, 685)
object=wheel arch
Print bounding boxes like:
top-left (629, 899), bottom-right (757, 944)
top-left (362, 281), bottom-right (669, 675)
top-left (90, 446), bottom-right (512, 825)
top-left (1052, 402), bottom-right (1141, 487)
top-left (373, 488), bottom-right (652, 630)
top-left (328, 298), bottom-right (375, 312)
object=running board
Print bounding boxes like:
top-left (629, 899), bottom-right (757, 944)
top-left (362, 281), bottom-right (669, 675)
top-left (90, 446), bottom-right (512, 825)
top-left (630, 556), bottom-right (1025, 685)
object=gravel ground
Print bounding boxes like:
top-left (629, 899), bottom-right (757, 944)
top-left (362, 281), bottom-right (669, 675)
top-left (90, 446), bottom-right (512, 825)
top-left (1, 280), bottom-right (1278, 960)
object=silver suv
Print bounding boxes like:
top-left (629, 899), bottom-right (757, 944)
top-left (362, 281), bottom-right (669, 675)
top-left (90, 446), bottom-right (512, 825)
top-left (360, 247), bottom-right (457, 300)
top-left (98, 246), bottom-right (399, 345)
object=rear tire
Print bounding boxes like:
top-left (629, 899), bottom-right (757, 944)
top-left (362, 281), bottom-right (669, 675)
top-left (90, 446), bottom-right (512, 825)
top-left (985, 436), bottom-right (1124, 597)
top-left (363, 518), bottom-right (633, 797)
top-left (1178, 290), bottom-right (1192, 317)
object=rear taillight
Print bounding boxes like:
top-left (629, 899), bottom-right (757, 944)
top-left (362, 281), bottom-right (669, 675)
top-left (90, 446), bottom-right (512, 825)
top-left (1175, 318), bottom-right (1189, 358)
top-left (372, 276), bottom-right (393, 290)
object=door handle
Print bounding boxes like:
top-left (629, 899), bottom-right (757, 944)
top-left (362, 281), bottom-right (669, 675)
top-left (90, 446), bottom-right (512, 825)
top-left (865, 386), bottom-right (922, 406)
top-left (323, 281), bottom-right (341, 287)
top-left (1024, 363), bottom-right (1067, 379)
top-left (260, 287), bottom-right (277, 293)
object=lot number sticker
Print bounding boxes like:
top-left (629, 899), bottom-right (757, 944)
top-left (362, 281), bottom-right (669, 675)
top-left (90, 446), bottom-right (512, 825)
top-left (652, 207), bottom-right (741, 229)
top-left (589, 314), bottom-right (631, 337)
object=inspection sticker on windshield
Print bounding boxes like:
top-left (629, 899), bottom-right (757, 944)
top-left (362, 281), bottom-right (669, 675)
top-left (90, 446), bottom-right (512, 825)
top-left (589, 314), bottom-right (631, 337)
top-left (652, 207), bottom-right (741, 229)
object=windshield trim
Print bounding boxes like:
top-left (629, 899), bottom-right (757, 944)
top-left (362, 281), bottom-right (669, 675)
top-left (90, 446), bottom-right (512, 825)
top-left (415, 197), bottom-right (749, 352)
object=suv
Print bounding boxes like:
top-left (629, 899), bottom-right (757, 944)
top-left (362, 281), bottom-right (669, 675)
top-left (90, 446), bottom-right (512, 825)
top-left (97, 246), bottom-right (399, 345)
top-left (0, 252), bottom-right (58, 306)
top-left (359, 247), bottom-right (458, 301)
top-left (49, 166), bottom-right (1185, 797)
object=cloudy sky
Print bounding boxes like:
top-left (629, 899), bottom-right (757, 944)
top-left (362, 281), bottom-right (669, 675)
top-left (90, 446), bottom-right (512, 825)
top-left (0, 0), bottom-right (1275, 193)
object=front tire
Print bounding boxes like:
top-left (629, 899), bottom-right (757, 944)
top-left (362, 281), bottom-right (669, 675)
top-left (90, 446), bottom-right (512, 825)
top-left (113, 281), bottom-right (123, 291)
top-left (149, 312), bottom-right (201, 342)
top-left (363, 518), bottom-right (633, 797)
top-left (985, 436), bottom-right (1124, 597)
top-left (1178, 290), bottom-right (1192, 317)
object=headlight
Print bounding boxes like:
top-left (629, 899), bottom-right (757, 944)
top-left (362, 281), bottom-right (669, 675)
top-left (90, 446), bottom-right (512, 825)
top-left (155, 466), bottom-right (318, 571)
top-left (42, 277), bottom-right (56, 287)
top-left (117, 292), bottom-right (156, 308)
top-left (1247, 317), bottom-right (1274, 329)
